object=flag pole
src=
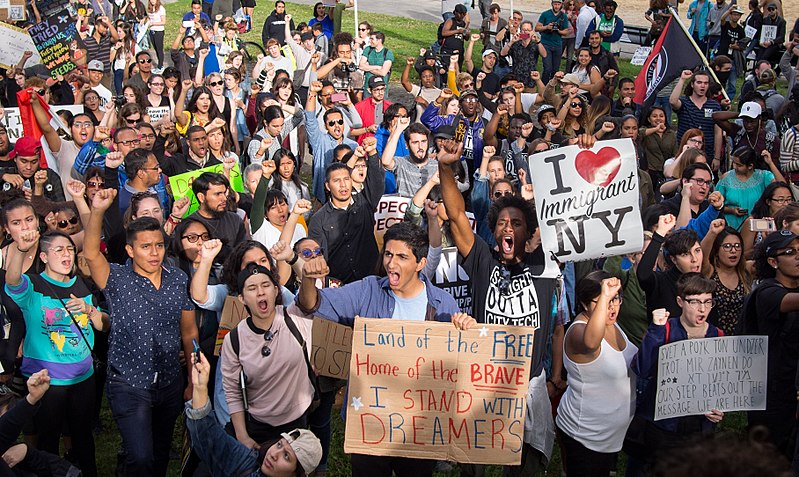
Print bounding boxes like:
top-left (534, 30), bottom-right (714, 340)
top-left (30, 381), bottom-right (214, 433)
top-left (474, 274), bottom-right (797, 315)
top-left (354, 0), bottom-right (359, 39)
top-left (667, 7), bottom-right (730, 102)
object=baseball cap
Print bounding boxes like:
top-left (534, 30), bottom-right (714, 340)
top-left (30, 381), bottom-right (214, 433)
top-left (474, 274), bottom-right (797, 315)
top-left (536, 104), bottom-right (557, 122)
top-left (433, 124), bottom-right (456, 140)
top-left (763, 230), bottom-right (799, 257)
top-left (454, 4), bottom-right (467, 13)
top-left (280, 429), bottom-right (322, 475)
top-left (552, 0), bottom-right (563, 3)
top-left (423, 50), bottom-right (436, 60)
top-left (766, 3), bottom-right (777, 9)
top-left (730, 5), bottom-right (744, 14)
top-left (9, 136), bottom-right (41, 159)
top-left (560, 73), bottom-right (581, 86)
top-left (482, 49), bottom-right (498, 59)
top-left (88, 60), bottom-right (104, 72)
top-left (739, 101), bottom-right (762, 119)
top-left (368, 75), bottom-right (386, 89)
top-left (459, 89), bottom-right (479, 100)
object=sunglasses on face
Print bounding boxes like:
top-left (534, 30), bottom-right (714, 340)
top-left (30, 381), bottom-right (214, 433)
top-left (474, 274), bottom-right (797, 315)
top-left (36, 89), bottom-right (46, 96)
top-left (359, 27), bottom-right (368, 31)
top-left (139, 58), bottom-right (152, 64)
top-left (208, 80), bottom-right (224, 87)
top-left (327, 119), bottom-right (345, 127)
top-left (150, 82), bottom-right (164, 87)
top-left (57, 216), bottom-right (79, 229)
top-left (262, 329), bottom-right (276, 357)
top-left (570, 102), bottom-right (583, 108)
top-left (182, 232), bottom-right (210, 243)
top-left (494, 190), bottom-right (513, 199)
top-left (87, 180), bottom-right (104, 188)
top-left (125, 116), bottom-right (141, 124)
top-left (299, 247), bottom-right (324, 259)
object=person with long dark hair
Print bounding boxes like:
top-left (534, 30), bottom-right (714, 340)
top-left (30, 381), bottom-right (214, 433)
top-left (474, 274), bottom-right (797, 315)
top-left (176, 83), bottom-right (224, 135)
top-left (701, 219), bottom-right (752, 334)
top-left (741, 181), bottom-right (793, 259)
top-left (270, 149), bottom-right (312, 213)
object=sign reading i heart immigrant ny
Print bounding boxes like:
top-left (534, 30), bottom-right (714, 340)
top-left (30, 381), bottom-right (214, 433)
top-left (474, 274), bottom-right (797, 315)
top-left (529, 138), bottom-right (643, 261)
top-left (344, 318), bottom-right (532, 465)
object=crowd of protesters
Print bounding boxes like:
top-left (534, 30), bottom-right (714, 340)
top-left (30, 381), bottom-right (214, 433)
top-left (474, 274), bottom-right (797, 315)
top-left (0, 0), bottom-right (798, 475)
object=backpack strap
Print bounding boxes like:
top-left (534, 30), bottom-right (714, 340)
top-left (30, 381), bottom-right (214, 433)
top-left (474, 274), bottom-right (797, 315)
top-left (230, 326), bottom-right (240, 357)
top-left (282, 308), bottom-right (321, 402)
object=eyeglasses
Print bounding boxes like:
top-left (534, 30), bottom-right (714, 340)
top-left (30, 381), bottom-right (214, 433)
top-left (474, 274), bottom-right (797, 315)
top-left (261, 329), bottom-right (276, 357)
top-left (684, 298), bottom-right (715, 309)
top-left (773, 248), bottom-right (799, 257)
top-left (139, 58), bottom-right (152, 64)
top-left (57, 216), bottom-right (79, 229)
top-left (141, 165), bottom-right (162, 172)
top-left (208, 80), bottom-right (224, 87)
top-left (689, 177), bottom-right (712, 187)
top-left (125, 116), bottom-right (141, 124)
top-left (36, 89), bottom-right (46, 96)
top-left (182, 232), bottom-right (210, 243)
top-left (299, 247), bottom-right (324, 259)
top-left (49, 245), bottom-right (77, 255)
top-left (327, 119), bottom-right (345, 127)
top-left (140, 133), bottom-right (156, 140)
top-left (687, 137), bottom-right (704, 145)
top-left (720, 243), bottom-right (742, 251)
top-left (769, 197), bottom-right (793, 204)
top-left (462, 82), bottom-right (475, 89)
top-left (494, 190), bottom-right (514, 199)
top-left (116, 138), bottom-right (141, 146)
top-left (498, 265), bottom-right (512, 296)
top-left (592, 294), bottom-right (623, 307)
top-left (570, 102), bottom-right (583, 108)
top-left (359, 27), bottom-right (369, 31)
top-left (87, 180), bottom-right (104, 188)
top-left (73, 121), bottom-right (93, 129)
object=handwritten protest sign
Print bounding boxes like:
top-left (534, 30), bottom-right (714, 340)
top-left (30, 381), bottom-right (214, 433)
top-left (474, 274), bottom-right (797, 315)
top-left (373, 195), bottom-right (476, 249)
top-left (0, 22), bottom-right (41, 70)
top-left (214, 296), bottom-right (248, 356)
top-left (29, 10), bottom-right (80, 79)
top-left (0, 0), bottom-right (25, 21)
top-left (344, 318), bottom-right (532, 465)
top-left (654, 336), bottom-right (768, 420)
top-left (168, 163), bottom-right (246, 217)
top-left (35, 0), bottom-right (71, 18)
top-left (630, 46), bottom-right (652, 66)
top-left (760, 25), bottom-right (777, 43)
top-left (311, 318), bottom-right (353, 380)
top-left (529, 138), bottom-right (643, 262)
top-left (430, 247), bottom-right (472, 315)
top-left (147, 106), bottom-right (171, 122)
top-left (0, 105), bottom-right (83, 143)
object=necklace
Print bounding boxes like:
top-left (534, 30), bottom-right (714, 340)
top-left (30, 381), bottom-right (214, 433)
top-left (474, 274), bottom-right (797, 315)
top-left (745, 123), bottom-right (760, 150)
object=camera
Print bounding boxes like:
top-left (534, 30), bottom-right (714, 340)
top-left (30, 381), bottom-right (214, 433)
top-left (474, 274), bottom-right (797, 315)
top-left (113, 95), bottom-right (126, 107)
top-left (341, 61), bottom-right (358, 73)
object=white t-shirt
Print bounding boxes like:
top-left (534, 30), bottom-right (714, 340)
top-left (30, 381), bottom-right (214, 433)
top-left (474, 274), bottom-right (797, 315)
top-left (252, 221), bottom-right (306, 250)
top-left (91, 84), bottom-right (113, 107)
top-left (147, 6), bottom-right (166, 32)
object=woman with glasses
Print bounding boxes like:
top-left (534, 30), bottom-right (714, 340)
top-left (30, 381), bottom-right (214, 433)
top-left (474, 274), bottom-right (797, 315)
top-left (104, 102), bottom-right (148, 130)
top-left (556, 271), bottom-right (636, 477)
top-left (716, 146), bottom-right (784, 231)
top-left (146, 74), bottom-right (170, 108)
top-left (741, 181), bottom-right (793, 259)
top-left (353, 21), bottom-right (373, 63)
top-left (5, 229), bottom-right (109, 477)
top-left (631, 273), bottom-right (724, 473)
top-left (701, 219), bottom-right (752, 335)
top-left (81, 90), bottom-right (104, 125)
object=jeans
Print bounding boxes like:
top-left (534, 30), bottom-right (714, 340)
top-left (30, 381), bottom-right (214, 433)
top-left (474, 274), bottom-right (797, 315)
top-left (692, 32), bottom-right (708, 58)
top-left (351, 454), bottom-right (436, 477)
top-left (35, 375), bottom-right (97, 477)
top-left (114, 70), bottom-right (124, 95)
top-left (541, 43), bottom-right (562, 84)
top-left (149, 30), bottom-right (165, 68)
top-left (706, 34), bottom-right (720, 58)
top-left (308, 389), bottom-right (337, 472)
top-left (726, 61), bottom-right (738, 100)
top-left (106, 375), bottom-right (183, 477)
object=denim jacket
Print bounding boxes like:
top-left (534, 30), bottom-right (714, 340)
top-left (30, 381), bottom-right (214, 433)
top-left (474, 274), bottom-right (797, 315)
top-left (687, 0), bottom-right (712, 40)
top-left (185, 400), bottom-right (263, 477)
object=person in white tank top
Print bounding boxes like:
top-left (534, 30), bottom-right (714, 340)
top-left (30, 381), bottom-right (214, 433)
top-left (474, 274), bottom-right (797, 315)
top-left (556, 271), bottom-right (638, 476)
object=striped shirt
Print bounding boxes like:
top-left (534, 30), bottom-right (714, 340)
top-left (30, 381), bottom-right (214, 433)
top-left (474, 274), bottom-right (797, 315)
top-left (675, 95), bottom-right (721, 161)
top-left (82, 32), bottom-right (113, 73)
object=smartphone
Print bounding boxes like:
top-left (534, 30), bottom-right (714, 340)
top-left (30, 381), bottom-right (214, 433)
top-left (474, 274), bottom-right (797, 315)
top-left (192, 339), bottom-right (200, 364)
top-left (750, 218), bottom-right (775, 232)
top-left (519, 32), bottom-right (530, 40)
top-left (330, 92), bottom-right (348, 103)
top-left (182, 20), bottom-right (194, 28)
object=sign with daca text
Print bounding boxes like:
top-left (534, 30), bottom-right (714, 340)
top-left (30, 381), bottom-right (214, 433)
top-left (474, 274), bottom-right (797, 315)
top-left (373, 195), bottom-right (476, 249)
top-left (655, 336), bottom-right (768, 420)
top-left (344, 318), bottom-right (532, 465)
top-left (529, 138), bottom-right (644, 262)
top-left (29, 10), bottom-right (80, 79)
top-left (168, 163), bottom-right (246, 217)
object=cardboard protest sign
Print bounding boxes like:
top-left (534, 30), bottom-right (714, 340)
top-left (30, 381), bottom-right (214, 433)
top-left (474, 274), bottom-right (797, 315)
top-left (29, 10), bottom-right (80, 79)
top-left (214, 296), bottom-right (248, 356)
top-left (344, 318), bottom-right (532, 465)
top-left (373, 195), bottom-right (476, 249)
top-left (654, 336), bottom-right (768, 420)
top-left (168, 163), bottom-right (246, 217)
top-left (528, 138), bottom-right (643, 262)
top-left (430, 247), bottom-right (472, 315)
top-left (35, 0), bottom-right (72, 18)
top-left (311, 318), bottom-right (352, 379)
top-left (0, 22), bottom-right (41, 70)
top-left (0, 0), bottom-right (25, 21)
top-left (147, 106), bottom-right (171, 122)
top-left (0, 105), bottom-right (83, 143)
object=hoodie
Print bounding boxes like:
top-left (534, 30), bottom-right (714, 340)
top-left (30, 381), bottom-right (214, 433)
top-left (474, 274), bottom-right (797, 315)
top-left (262, 10), bottom-right (295, 47)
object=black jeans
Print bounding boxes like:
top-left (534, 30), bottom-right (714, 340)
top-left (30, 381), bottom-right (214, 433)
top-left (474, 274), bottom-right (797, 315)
top-left (308, 388), bottom-right (337, 471)
top-left (557, 426), bottom-right (618, 477)
top-left (350, 454), bottom-right (436, 477)
top-left (34, 375), bottom-right (97, 477)
top-left (225, 412), bottom-right (308, 445)
top-left (149, 30), bottom-right (165, 68)
top-left (106, 375), bottom-right (183, 477)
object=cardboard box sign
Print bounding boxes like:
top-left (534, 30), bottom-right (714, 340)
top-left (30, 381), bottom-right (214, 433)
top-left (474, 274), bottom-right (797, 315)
top-left (344, 318), bottom-right (533, 465)
top-left (311, 318), bottom-right (353, 380)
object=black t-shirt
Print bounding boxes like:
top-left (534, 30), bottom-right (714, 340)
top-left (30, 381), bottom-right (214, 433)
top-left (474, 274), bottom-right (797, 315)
top-left (718, 22), bottom-right (745, 56)
top-left (461, 236), bottom-right (556, 377)
top-left (470, 67), bottom-right (500, 96)
top-left (188, 210), bottom-right (246, 263)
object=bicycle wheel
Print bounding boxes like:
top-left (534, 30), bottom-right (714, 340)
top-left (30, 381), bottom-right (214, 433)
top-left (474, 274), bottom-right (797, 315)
top-left (240, 41), bottom-right (266, 66)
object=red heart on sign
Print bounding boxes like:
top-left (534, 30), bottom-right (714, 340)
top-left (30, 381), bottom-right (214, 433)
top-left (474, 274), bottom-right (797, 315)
top-left (574, 147), bottom-right (622, 187)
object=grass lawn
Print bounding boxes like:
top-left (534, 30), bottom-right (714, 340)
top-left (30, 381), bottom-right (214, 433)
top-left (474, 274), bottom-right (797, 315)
top-left (87, 2), bottom-right (755, 476)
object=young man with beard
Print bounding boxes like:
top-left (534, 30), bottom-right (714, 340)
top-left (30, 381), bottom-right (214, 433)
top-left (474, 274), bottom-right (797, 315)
top-left (421, 88), bottom-right (486, 172)
top-left (126, 52), bottom-right (154, 93)
top-left (263, 0), bottom-right (294, 46)
top-left (437, 138), bottom-right (559, 477)
top-left (316, 35), bottom-right (365, 103)
top-left (308, 137), bottom-right (384, 284)
top-left (585, 30), bottom-right (619, 96)
top-left (297, 220), bottom-right (468, 477)
top-left (107, 147), bottom-right (162, 214)
top-left (306, 80), bottom-right (359, 200)
top-left (188, 172), bottom-right (246, 263)
top-left (381, 119), bottom-right (437, 198)
top-left (83, 188), bottom-right (199, 477)
top-left (354, 76), bottom-right (392, 145)
top-left (536, 0), bottom-right (570, 84)
top-left (670, 70), bottom-right (723, 164)
top-left (0, 137), bottom-right (65, 203)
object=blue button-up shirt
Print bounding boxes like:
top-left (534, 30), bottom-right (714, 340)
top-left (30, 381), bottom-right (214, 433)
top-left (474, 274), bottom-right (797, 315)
top-left (103, 263), bottom-right (194, 389)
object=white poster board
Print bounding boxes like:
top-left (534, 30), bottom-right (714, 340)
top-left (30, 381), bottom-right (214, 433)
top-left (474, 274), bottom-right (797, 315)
top-left (528, 138), bottom-right (644, 262)
top-left (760, 25), bottom-right (777, 43)
top-left (146, 106), bottom-right (171, 122)
top-left (0, 105), bottom-right (84, 143)
top-left (0, 22), bottom-right (41, 70)
top-left (654, 336), bottom-right (768, 420)
top-left (631, 46), bottom-right (652, 66)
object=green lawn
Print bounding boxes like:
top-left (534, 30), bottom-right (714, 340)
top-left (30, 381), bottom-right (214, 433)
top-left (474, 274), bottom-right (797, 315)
top-left (85, 3), bottom-right (757, 476)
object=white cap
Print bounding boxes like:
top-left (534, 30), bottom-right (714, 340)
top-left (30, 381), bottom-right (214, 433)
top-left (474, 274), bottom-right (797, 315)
top-left (739, 101), bottom-right (762, 119)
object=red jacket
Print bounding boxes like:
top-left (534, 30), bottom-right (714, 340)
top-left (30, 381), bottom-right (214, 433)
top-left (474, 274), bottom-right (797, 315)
top-left (354, 97), bottom-right (392, 145)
